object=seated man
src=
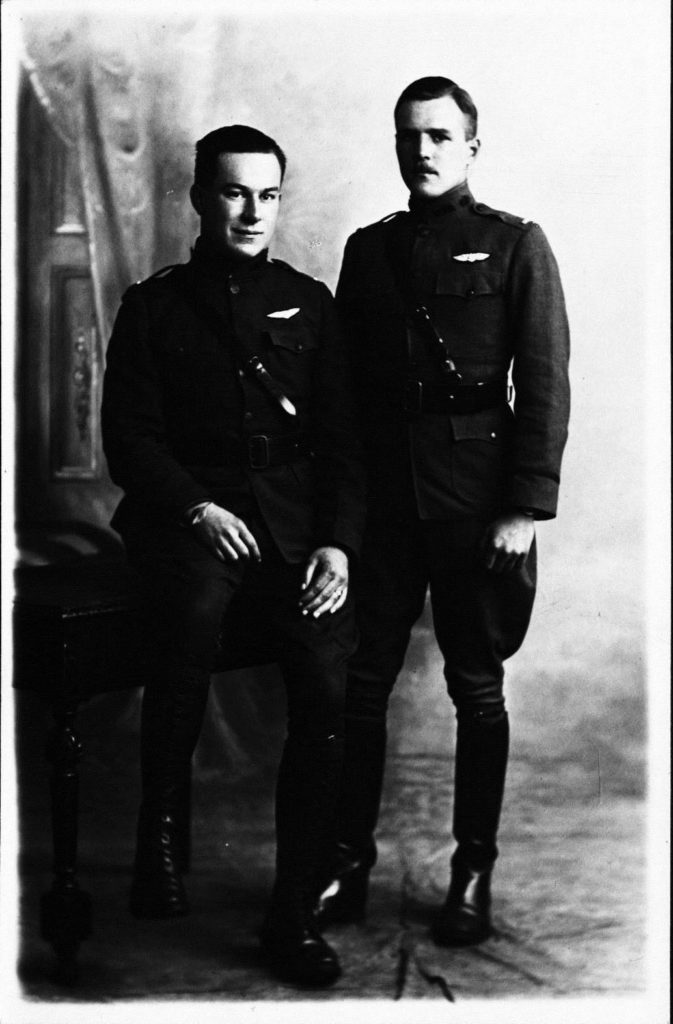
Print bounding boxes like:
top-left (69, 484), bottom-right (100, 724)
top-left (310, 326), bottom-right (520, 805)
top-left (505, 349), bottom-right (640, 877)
top-left (101, 125), bottom-right (365, 988)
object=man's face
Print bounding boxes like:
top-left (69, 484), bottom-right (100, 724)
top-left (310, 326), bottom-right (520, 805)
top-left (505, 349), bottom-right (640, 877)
top-left (395, 96), bottom-right (480, 200)
top-left (191, 151), bottom-right (282, 259)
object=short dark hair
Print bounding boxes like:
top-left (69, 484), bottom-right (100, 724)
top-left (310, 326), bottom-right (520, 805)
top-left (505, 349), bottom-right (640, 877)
top-left (194, 125), bottom-right (287, 187)
top-left (394, 77), bottom-right (478, 140)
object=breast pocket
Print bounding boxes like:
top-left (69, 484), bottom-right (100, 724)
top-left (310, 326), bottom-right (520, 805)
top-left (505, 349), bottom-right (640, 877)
top-left (266, 324), bottom-right (319, 355)
top-left (434, 266), bottom-right (507, 361)
top-left (436, 266), bottom-right (504, 299)
top-left (157, 328), bottom-right (226, 418)
top-left (263, 323), bottom-right (320, 405)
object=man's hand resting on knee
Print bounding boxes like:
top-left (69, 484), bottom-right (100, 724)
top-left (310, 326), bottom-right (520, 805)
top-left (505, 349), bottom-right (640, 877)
top-left (190, 502), bottom-right (262, 563)
top-left (299, 547), bottom-right (349, 618)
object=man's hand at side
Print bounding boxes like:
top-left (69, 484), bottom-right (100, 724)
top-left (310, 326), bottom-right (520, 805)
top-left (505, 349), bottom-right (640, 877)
top-left (192, 503), bottom-right (261, 563)
top-left (299, 546), bottom-right (349, 618)
top-left (480, 512), bottom-right (535, 574)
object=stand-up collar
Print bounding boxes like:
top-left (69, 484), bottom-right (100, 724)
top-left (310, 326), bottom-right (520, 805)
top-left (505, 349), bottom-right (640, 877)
top-left (190, 235), bottom-right (269, 279)
top-left (408, 180), bottom-right (474, 223)
top-left (185, 236), bottom-right (271, 323)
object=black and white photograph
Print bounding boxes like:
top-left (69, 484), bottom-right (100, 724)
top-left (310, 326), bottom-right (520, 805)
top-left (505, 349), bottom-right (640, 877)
top-left (1, 1), bottom-right (669, 1022)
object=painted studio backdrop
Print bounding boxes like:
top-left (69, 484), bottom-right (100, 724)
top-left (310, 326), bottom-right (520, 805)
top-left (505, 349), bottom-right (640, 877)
top-left (11, 2), bottom-right (662, 1000)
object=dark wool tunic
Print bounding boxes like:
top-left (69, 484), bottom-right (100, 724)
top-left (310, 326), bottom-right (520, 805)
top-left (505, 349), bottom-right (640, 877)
top-left (102, 238), bottom-right (365, 563)
top-left (336, 181), bottom-right (570, 521)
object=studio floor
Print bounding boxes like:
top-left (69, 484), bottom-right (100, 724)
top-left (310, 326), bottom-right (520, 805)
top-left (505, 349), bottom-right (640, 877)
top-left (14, 718), bottom-right (647, 1007)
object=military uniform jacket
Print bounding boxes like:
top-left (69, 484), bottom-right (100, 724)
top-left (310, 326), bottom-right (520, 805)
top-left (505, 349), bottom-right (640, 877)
top-left (336, 181), bottom-right (570, 521)
top-left (102, 238), bottom-right (366, 562)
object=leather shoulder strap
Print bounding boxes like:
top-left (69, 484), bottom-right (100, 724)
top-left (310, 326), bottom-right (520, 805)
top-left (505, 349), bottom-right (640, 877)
top-left (382, 219), bottom-right (462, 382)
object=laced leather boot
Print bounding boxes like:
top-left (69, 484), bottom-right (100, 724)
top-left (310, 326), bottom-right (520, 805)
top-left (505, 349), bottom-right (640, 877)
top-left (129, 806), bottom-right (189, 918)
top-left (129, 670), bottom-right (209, 918)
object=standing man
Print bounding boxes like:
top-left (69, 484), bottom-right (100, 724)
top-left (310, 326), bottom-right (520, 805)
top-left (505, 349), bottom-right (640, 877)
top-left (102, 125), bottom-right (365, 987)
top-left (318, 77), bottom-right (570, 945)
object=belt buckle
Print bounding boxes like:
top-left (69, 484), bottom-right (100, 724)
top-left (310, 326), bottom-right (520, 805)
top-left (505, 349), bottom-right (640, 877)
top-left (248, 434), bottom-right (270, 469)
top-left (404, 379), bottom-right (423, 417)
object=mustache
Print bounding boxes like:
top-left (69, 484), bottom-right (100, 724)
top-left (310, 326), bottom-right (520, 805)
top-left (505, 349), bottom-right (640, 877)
top-left (412, 163), bottom-right (438, 174)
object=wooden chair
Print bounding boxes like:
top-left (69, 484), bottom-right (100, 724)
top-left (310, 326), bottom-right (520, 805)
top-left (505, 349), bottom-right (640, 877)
top-left (13, 530), bottom-right (278, 983)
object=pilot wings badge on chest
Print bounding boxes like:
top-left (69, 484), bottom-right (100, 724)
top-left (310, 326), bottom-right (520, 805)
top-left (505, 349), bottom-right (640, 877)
top-left (452, 253), bottom-right (490, 263)
top-left (267, 308), bottom-right (300, 319)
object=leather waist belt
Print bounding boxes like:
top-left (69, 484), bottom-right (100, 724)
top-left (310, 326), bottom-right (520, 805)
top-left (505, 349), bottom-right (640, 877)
top-left (245, 433), bottom-right (311, 470)
top-left (178, 434), bottom-right (310, 470)
top-left (404, 380), bottom-right (510, 416)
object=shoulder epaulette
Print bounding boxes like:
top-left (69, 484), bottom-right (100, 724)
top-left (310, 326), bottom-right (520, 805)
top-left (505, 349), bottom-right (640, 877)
top-left (473, 202), bottom-right (535, 230)
top-left (380, 210), bottom-right (405, 224)
top-left (122, 263), bottom-right (183, 303)
top-left (148, 264), bottom-right (180, 280)
top-left (124, 264), bottom-right (179, 293)
top-left (355, 211), bottom-right (405, 238)
top-left (270, 258), bottom-right (319, 282)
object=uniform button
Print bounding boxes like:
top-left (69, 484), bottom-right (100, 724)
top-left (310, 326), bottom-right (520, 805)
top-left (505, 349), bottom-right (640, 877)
top-left (490, 432), bottom-right (497, 438)
top-left (244, 411), bottom-right (253, 421)
top-left (296, 343), bottom-right (304, 352)
top-left (466, 288), bottom-right (476, 298)
top-left (238, 369), bottom-right (245, 377)
top-left (229, 282), bottom-right (240, 295)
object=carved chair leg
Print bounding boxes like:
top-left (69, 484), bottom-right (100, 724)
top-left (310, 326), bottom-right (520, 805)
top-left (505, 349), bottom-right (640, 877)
top-left (176, 760), bottom-right (192, 874)
top-left (40, 699), bottom-right (91, 984)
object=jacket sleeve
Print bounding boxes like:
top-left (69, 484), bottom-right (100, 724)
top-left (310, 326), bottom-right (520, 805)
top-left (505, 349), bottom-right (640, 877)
top-left (505, 224), bottom-right (571, 519)
top-left (101, 285), bottom-right (212, 518)
top-left (310, 279), bottom-right (367, 559)
top-left (335, 232), bottom-right (366, 367)
top-left (335, 231), bottom-right (375, 420)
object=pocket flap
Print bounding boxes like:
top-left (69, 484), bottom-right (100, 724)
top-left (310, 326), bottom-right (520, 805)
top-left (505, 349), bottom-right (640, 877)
top-left (436, 267), bottom-right (504, 298)
top-left (450, 405), bottom-right (513, 443)
top-left (267, 325), bottom-right (318, 353)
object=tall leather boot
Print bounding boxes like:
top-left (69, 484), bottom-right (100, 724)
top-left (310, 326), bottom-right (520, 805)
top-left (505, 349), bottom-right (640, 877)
top-left (260, 734), bottom-right (343, 987)
top-left (432, 709), bottom-right (509, 946)
top-left (129, 668), bottom-right (210, 919)
top-left (315, 715), bottom-right (386, 926)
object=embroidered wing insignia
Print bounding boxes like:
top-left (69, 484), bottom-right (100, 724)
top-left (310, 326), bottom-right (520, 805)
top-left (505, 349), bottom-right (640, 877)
top-left (267, 308), bottom-right (300, 319)
top-left (452, 253), bottom-right (490, 263)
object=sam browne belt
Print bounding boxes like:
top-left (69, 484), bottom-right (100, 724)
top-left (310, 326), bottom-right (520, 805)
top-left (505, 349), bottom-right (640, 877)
top-left (246, 432), bottom-right (311, 469)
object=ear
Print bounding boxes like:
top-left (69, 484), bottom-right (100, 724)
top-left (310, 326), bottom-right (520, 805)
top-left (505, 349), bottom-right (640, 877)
top-left (468, 137), bottom-right (481, 163)
top-left (190, 184), bottom-right (204, 216)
